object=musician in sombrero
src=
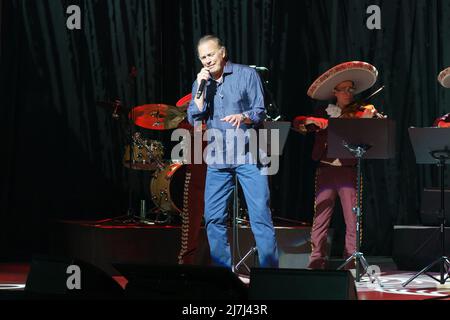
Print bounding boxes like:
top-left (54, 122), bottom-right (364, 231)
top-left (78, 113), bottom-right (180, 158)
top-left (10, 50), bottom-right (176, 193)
top-left (293, 61), bottom-right (380, 270)
top-left (433, 67), bottom-right (450, 128)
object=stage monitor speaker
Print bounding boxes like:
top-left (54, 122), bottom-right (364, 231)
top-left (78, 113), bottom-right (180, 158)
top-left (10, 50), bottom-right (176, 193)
top-left (114, 264), bottom-right (248, 300)
top-left (249, 268), bottom-right (357, 300)
top-left (25, 255), bottom-right (124, 298)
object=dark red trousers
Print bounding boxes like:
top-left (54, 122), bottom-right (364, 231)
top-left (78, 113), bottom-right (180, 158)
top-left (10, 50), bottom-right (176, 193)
top-left (308, 165), bottom-right (357, 269)
top-left (177, 162), bottom-right (207, 265)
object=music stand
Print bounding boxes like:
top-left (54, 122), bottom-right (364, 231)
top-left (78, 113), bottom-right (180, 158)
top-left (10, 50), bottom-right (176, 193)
top-left (402, 128), bottom-right (450, 287)
top-left (327, 118), bottom-right (395, 282)
top-left (231, 121), bottom-right (291, 275)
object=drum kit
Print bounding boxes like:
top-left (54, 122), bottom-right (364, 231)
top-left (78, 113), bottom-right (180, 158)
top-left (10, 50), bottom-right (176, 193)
top-left (98, 94), bottom-right (193, 220)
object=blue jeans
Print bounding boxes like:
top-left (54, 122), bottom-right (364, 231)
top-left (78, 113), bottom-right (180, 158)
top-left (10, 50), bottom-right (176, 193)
top-left (204, 164), bottom-right (279, 268)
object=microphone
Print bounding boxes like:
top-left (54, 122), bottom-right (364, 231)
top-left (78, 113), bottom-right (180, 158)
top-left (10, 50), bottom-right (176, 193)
top-left (249, 65), bottom-right (269, 72)
top-left (196, 79), bottom-right (207, 99)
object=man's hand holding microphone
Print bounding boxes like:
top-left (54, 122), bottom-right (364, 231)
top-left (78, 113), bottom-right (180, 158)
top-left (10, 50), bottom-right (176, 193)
top-left (194, 67), bottom-right (210, 110)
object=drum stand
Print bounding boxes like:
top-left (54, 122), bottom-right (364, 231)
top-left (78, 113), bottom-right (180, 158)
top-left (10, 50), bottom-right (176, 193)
top-left (98, 69), bottom-right (155, 226)
top-left (148, 189), bottom-right (176, 225)
top-left (98, 113), bottom-right (155, 226)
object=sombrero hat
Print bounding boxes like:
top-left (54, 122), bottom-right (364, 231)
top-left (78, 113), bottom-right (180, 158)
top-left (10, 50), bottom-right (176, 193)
top-left (307, 61), bottom-right (379, 100)
top-left (438, 67), bottom-right (450, 88)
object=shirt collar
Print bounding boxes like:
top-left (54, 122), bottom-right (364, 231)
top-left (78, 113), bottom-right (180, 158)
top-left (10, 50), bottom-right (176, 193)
top-left (211, 62), bottom-right (233, 84)
top-left (223, 61), bottom-right (234, 75)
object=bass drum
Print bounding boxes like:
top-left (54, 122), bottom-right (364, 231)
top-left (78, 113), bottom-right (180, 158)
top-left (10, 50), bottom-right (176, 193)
top-left (150, 162), bottom-right (187, 213)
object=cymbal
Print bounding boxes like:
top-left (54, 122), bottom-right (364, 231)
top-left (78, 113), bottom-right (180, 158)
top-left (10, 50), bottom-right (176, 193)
top-left (130, 104), bottom-right (186, 130)
top-left (176, 93), bottom-right (192, 108)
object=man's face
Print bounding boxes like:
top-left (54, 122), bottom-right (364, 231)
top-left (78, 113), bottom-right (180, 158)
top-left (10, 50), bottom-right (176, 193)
top-left (334, 80), bottom-right (355, 106)
top-left (198, 40), bottom-right (226, 79)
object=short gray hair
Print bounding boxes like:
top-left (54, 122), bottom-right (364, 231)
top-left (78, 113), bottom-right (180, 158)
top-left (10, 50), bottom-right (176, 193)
top-left (197, 35), bottom-right (228, 61)
top-left (197, 35), bottom-right (224, 48)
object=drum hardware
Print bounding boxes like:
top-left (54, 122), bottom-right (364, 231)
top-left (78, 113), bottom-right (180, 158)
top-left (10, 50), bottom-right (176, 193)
top-left (96, 99), bottom-right (126, 119)
top-left (138, 200), bottom-right (154, 225)
top-left (96, 89), bottom-right (191, 225)
top-left (123, 132), bottom-right (165, 171)
top-left (146, 189), bottom-right (175, 225)
top-left (147, 162), bottom-right (188, 224)
top-left (95, 67), bottom-right (156, 226)
top-left (129, 104), bottom-right (187, 131)
top-left (112, 99), bottom-right (121, 119)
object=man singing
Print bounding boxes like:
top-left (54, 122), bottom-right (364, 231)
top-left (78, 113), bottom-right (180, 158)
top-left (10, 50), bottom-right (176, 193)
top-left (187, 35), bottom-right (278, 269)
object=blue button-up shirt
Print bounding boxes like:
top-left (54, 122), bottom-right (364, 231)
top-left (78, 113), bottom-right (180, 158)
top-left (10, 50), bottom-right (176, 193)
top-left (188, 62), bottom-right (266, 168)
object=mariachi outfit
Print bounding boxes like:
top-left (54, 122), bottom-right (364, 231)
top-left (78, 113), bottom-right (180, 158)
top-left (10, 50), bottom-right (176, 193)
top-left (175, 95), bottom-right (208, 265)
top-left (438, 66), bottom-right (450, 89)
top-left (434, 67), bottom-right (450, 127)
top-left (294, 61), bottom-right (379, 269)
top-left (433, 113), bottom-right (450, 127)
